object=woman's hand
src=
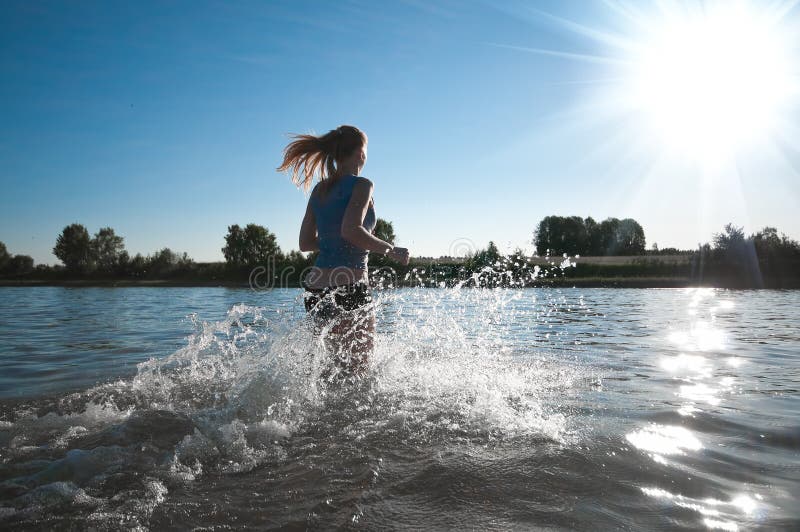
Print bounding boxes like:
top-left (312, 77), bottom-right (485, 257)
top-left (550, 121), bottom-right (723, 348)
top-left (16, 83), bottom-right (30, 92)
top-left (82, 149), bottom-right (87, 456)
top-left (387, 247), bottom-right (410, 265)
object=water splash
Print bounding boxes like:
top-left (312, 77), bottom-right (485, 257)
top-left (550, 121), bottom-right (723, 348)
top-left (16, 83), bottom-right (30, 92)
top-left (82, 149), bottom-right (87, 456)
top-left (0, 285), bottom-right (584, 528)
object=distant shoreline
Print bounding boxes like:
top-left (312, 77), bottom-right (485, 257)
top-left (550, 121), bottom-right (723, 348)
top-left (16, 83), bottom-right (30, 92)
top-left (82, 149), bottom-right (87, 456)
top-left (2, 253), bottom-right (797, 289)
top-left (0, 277), bottom-right (756, 289)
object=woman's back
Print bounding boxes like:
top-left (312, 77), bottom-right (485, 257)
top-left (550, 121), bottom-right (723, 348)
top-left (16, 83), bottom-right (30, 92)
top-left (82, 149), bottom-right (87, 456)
top-left (278, 124), bottom-right (410, 376)
top-left (310, 174), bottom-right (376, 269)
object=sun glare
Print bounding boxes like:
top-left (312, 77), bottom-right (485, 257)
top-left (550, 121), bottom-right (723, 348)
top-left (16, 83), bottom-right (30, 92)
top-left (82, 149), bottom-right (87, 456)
top-left (629, 2), bottom-right (795, 159)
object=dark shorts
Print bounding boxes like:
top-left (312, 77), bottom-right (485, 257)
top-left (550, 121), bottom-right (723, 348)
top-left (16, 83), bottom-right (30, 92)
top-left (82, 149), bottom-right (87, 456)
top-left (302, 282), bottom-right (373, 321)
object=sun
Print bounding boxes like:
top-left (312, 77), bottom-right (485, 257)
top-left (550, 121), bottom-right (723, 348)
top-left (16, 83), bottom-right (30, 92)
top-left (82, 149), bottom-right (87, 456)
top-left (495, 0), bottom-right (799, 165)
top-left (628, 2), bottom-right (795, 159)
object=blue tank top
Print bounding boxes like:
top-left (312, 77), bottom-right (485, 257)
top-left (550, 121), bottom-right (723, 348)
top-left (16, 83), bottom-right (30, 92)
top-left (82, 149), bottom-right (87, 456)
top-left (310, 174), bottom-right (377, 269)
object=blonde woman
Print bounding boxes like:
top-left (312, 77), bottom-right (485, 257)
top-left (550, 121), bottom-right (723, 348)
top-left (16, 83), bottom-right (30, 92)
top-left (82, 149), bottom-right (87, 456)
top-left (278, 125), bottom-right (410, 376)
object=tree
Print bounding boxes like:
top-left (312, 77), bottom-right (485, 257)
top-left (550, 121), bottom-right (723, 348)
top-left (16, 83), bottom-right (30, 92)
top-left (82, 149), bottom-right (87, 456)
top-left (467, 241), bottom-right (502, 269)
top-left (222, 224), bottom-right (281, 267)
top-left (53, 223), bottom-right (93, 272)
top-left (752, 227), bottom-right (800, 259)
top-left (534, 216), bottom-right (592, 255)
top-left (584, 217), bottom-right (600, 255)
top-left (752, 226), bottom-right (779, 245)
top-left (536, 216), bottom-right (588, 255)
top-left (6, 255), bottom-right (34, 276)
top-left (616, 218), bottom-right (646, 255)
top-left (222, 225), bottom-right (245, 265)
top-left (0, 244), bottom-right (32, 276)
top-left (373, 218), bottom-right (396, 245)
top-left (92, 227), bottom-right (125, 272)
top-left (116, 250), bottom-right (131, 273)
top-left (713, 224), bottom-right (747, 254)
top-left (128, 253), bottom-right (148, 276)
top-left (595, 218), bottom-right (619, 255)
top-left (281, 250), bottom-right (314, 285)
top-left (485, 241), bottom-right (501, 264)
top-left (534, 216), bottom-right (568, 255)
top-left (0, 241), bottom-right (10, 272)
top-left (535, 215), bottom-right (647, 256)
top-left (147, 248), bottom-right (193, 277)
top-left (709, 223), bottom-right (762, 286)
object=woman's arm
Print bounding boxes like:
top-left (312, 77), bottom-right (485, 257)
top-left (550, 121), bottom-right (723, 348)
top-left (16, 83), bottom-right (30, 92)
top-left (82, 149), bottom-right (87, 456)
top-left (341, 178), bottom-right (410, 264)
top-left (341, 179), bottom-right (392, 253)
top-left (299, 200), bottom-right (319, 252)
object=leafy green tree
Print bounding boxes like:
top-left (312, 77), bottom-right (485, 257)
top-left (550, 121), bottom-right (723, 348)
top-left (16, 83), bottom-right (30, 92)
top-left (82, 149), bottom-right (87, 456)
top-left (281, 250), bottom-right (314, 285)
top-left (713, 224), bottom-right (747, 253)
top-left (709, 223), bottom-right (762, 286)
top-left (748, 226), bottom-right (800, 288)
top-left (92, 227), bottom-right (126, 272)
top-left (749, 227), bottom-right (800, 259)
top-left (222, 224), bottom-right (282, 266)
top-left (150, 248), bottom-right (179, 268)
top-left (147, 248), bottom-right (193, 277)
top-left (116, 250), bottom-right (131, 273)
top-left (128, 253), bottom-right (148, 276)
top-left (0, 241), bottom-right (10, 272)
top-left (0, 243), bottom-right (31, 276)
top-left (534, 217), bottom-right (553, 255)
top-left (6, 255), bottom-right (34, 275)
top-left (222, 225), bottom-right (244, 265)
top-left (486, 241), bottom-right (500, 263)
top-left (597, 218), bottom-right (620, 255)
top-left (373, 218), bottom-right (396, 245)
top-left (534, 216), bottom-right (590, 255)
top-left (616, 218), bottom-right (646, 255)
top-left (566, 216), bottom-right (589, 254)
top-left (535, 215), bottom-right (646, 256)
top-left (53, 223), bottom-right (93, 272)
top-left (467, 241), bottom-right (501, 269)
top-left (752, 226), bottom-right (779, 247)
top-left (584, 217), bottom-right (600, 255)
top-left (284, 250), bottom-right (310, 265)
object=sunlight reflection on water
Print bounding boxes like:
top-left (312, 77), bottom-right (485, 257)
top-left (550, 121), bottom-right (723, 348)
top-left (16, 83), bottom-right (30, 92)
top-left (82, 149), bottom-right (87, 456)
top-left (626, 288), bottom-right (773, 530)
top-left (641, 486), bottom-right (762, 531)
top-left (626, 424), bottom-right (703, 455)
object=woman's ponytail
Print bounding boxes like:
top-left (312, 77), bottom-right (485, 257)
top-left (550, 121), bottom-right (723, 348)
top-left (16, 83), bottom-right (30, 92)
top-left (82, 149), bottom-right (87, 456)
top-left (278, 125), bottom-right (367, 191)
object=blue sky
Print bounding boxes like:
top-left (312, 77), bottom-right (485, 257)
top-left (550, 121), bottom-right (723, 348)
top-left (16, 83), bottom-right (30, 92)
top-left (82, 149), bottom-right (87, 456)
top-left (2, 0), bottom-right (799, 264)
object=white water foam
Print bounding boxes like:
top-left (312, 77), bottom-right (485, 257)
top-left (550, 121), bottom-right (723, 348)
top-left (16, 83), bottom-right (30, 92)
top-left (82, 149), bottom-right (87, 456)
top-left (1, 285), bottom-right (586, 527)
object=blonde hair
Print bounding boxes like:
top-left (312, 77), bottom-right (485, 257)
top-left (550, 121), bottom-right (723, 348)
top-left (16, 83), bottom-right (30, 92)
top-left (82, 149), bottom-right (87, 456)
top-left (277, 125), bottom-right (367, 192)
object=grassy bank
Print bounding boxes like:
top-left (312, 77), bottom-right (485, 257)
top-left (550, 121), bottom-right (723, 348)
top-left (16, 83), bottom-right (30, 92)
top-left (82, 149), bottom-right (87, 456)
top-left (0, 279), bottom-right (251, 288)
top-left (0, 278), bottom-right (777, 289)
top-left (0, 277), bottom-right (696, 289)
top-left (2, 254), bottom-right (798, 289)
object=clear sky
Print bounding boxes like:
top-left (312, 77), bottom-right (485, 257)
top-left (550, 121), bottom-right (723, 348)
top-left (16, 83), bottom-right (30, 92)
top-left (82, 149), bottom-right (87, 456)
top-left (2, 0), bottom-right (799, 264)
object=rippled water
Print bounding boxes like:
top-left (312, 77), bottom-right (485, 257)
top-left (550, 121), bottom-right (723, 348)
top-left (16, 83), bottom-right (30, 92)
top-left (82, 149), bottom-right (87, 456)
top-left (0, 286), bottom-right (798, 530)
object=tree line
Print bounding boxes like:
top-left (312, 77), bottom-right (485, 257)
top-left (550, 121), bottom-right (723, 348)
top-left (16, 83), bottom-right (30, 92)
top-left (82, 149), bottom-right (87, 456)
top-left (0, 242), bottom-right (34, 276)
top-left (449, 221), bottom-right (799, 288)
top-left (0, 214), bottom-right (658, 279)
top-left (693, 223), bottom-right (800, 288)
top-left (533, 216), bottom-right (647, 256)
top-left (0, 219), bottom-right (398, 281)
top-left (0, 217), bottom-right (798, 288)
top-left (48, 223), bottom-right (193, 277)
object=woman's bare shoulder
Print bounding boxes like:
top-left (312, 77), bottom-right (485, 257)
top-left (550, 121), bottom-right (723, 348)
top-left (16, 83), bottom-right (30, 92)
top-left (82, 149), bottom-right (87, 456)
top-left (353, 176), bottom-right (373, 189)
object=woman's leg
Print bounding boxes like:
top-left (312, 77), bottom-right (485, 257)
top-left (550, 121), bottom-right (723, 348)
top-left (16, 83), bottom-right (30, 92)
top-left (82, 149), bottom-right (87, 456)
top-left (306, 284), bottom-right (374, 378)
top-left (328, 307), bottom-right (374, 376)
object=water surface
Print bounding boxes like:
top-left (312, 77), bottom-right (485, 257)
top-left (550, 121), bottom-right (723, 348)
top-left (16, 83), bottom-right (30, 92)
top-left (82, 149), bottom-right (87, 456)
top-left (0, 287), bottom-right (798, 530)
